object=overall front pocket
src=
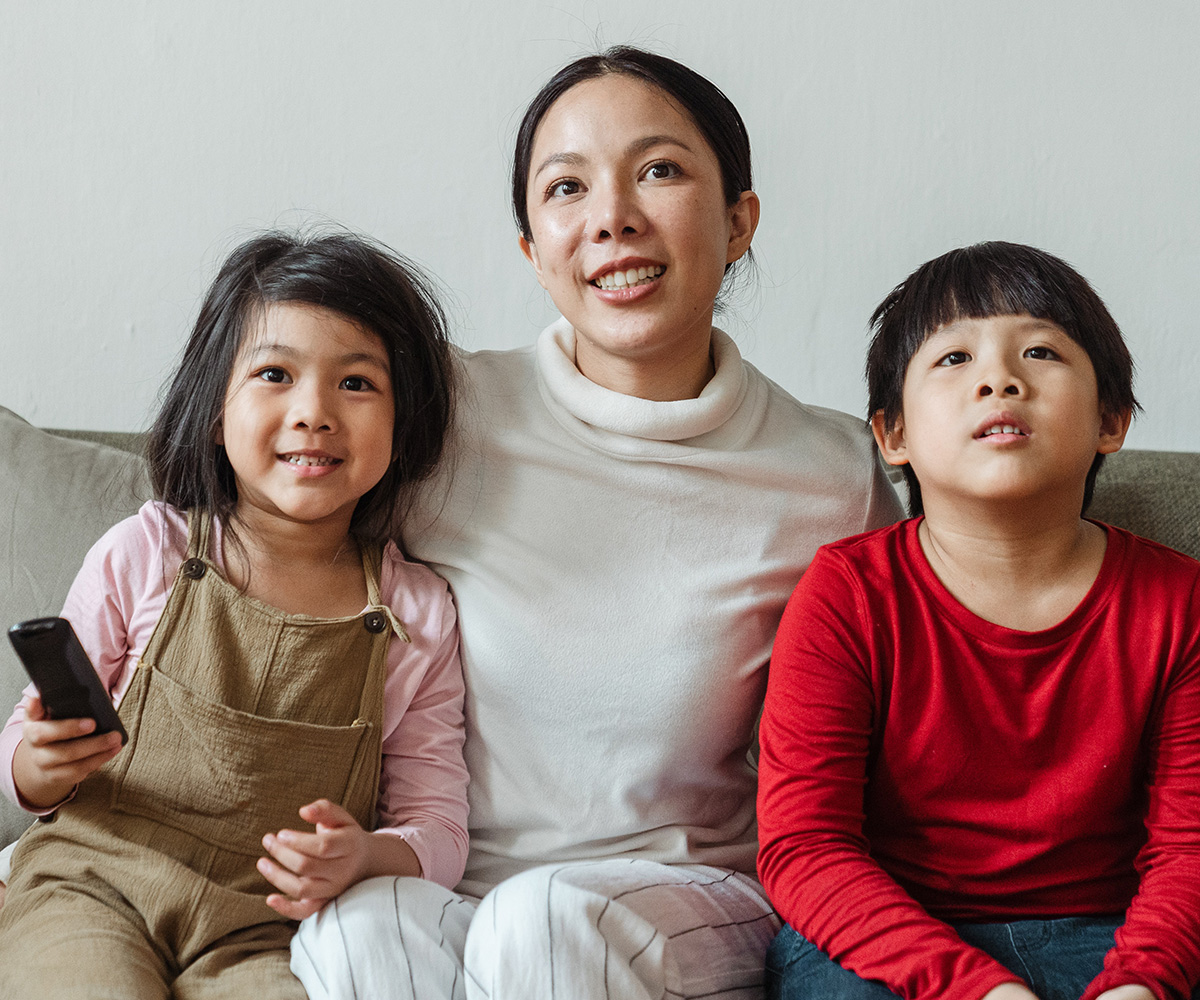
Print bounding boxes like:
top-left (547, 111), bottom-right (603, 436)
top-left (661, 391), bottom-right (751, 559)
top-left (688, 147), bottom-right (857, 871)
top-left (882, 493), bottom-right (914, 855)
top-left (108, 667), bottom-right (372, 856)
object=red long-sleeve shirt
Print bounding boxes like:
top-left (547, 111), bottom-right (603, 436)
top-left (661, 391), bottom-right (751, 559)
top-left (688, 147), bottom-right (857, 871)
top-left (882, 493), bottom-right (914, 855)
top-left (757, 519), bottom-right (1200, 1000)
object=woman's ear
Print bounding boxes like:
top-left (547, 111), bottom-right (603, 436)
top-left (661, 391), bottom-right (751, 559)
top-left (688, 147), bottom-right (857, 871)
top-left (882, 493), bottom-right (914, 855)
top-left (1097, 406), bottom-right (1133, 455)
top-left (519, 236), bottom-right (548, 290)
top-left (726, 191), bottom-right (760, 265)
top-left (871, 410), bottom-right (909, 467)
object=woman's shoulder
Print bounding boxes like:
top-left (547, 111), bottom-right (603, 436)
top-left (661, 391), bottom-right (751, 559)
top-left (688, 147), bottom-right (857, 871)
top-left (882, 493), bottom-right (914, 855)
top-left (746, 362), bottom-right (874, 446)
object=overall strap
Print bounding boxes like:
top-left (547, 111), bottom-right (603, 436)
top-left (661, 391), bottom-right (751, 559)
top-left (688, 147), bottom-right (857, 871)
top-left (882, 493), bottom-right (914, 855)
top-left (184, 509), bottom-right (214, 563)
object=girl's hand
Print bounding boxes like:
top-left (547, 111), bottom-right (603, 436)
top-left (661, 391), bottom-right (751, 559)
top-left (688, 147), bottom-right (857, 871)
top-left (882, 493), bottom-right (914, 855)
top-left (11, 693), bottom-right (123, 810)
top-left (258, 799), bottom-right (421, 920)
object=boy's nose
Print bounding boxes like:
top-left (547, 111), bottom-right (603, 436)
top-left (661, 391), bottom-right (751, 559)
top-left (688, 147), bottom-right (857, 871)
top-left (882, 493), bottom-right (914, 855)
top-left (977, 381), bottom-right (1022, 397)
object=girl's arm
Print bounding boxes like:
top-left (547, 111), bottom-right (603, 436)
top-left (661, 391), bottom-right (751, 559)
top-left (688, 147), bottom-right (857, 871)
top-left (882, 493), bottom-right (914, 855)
top-left (2, 505), bottom-right (167, 811)
top-left (258, 549), bottom-right (467, 915)
top-left (756, 547), bottom-right (1022, 1000)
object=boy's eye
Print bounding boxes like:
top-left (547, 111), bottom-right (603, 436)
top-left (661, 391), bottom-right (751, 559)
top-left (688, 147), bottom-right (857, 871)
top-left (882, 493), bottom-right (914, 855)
top-left (936, 351), bottom-right (970, 367)
top-left (644, 161), bottom-right (680, 181)
top-left (546, 179), bottom-right (582, 199)
top-left (256, 367), bottom-right (289, 383)
top-left (1024, 346), bottom-right (1060, 360)
top-left (340, 375), bottom-right (373, 392)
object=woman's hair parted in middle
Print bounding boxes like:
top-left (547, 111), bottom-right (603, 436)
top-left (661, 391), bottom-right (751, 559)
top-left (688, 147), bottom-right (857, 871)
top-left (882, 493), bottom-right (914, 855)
top-left (145, 231), bottom-right (456, 545)
top-left (511, 45), bottom-right (754, 261)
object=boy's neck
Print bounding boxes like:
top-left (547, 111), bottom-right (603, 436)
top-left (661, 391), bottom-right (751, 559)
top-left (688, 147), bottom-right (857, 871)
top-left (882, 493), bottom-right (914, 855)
top-left (917, 494), bottom-right (1109, 632)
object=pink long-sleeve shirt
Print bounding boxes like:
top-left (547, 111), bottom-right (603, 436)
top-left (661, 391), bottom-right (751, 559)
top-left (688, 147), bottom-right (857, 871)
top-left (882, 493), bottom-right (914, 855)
top-left (3, 501), bottom-right (469, 890)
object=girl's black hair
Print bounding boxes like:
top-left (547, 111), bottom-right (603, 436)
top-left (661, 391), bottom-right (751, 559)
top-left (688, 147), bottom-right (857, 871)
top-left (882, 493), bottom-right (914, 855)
top-left (865, 241), bottom-right (1138, 516)
top-left (512, 45), bottom-right (753, 277)
top-left (146, 230), bottom-right (455, 545)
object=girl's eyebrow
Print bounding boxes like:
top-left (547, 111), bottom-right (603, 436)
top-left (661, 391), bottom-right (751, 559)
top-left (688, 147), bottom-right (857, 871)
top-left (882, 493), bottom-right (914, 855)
top-left (244, 343), bottom-right (390, 371)
top-left (532, 135), bottom-right (695, 180)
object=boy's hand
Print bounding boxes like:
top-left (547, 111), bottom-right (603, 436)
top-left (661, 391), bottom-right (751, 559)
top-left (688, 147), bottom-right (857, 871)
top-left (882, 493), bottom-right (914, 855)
top-left (1093, 988), bottom-right (1155, 1000)
top-left (982, 985), bottom-right (1041, 1000)
top-left (11, 693), bottom-right (123, 810)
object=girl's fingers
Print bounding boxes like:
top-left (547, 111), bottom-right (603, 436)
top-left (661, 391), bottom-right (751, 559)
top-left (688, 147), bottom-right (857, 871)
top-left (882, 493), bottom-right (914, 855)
top-left (298, 798), bottom-right (355, 829)
top-left (265, 893), bottom-right (324, 921)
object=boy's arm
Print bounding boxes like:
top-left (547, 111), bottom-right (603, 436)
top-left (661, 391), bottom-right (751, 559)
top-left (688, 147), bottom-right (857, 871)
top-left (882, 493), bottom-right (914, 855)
top-left (1079, 573), bottom-right (1200, 1000)
top-left (757, 546), bottom-right (1022, 1000)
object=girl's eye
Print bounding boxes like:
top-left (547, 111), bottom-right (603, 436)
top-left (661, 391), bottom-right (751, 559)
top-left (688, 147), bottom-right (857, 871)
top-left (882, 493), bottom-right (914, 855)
top-left (1025, 346), bottom-right (1060, 360)
top-left (644, 161), bottom-right (680, 181)
top-left (340, 375), bottom-right (374, 392)
top-left (936, 351), bottom-right (970, 367)
top-left (546, 179), bottom-right (581, 199)
top-left (256, 367), bottom-right (289, 383)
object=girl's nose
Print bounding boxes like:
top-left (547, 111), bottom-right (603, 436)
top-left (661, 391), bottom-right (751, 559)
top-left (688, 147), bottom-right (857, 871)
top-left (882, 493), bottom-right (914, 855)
top-left (289, 387), bottom-right (335, 432)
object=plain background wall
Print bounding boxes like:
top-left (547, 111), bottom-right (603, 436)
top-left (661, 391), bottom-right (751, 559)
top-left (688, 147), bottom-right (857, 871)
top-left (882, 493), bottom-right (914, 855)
top-left (1, 1), bottom-right (1196, 451)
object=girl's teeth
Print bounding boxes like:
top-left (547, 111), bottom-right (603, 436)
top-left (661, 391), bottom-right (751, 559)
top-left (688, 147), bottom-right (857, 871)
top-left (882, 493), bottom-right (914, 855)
top-left (594, 266), bottom-right (664, 290)
top-left (286, 455), bottom-right (337, 466)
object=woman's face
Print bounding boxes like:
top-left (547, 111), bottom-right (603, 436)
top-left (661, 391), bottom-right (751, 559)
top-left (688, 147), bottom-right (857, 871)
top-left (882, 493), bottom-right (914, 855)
top-left (520, 73), bottom-right (758, 397)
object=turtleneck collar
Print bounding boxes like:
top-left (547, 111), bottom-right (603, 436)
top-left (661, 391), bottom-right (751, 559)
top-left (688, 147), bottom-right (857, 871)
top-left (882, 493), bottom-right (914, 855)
top-left (535, 317), bottom-right (749, 444)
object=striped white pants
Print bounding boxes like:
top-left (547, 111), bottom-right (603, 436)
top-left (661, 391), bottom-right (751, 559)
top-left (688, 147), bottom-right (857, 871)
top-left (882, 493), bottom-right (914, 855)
top-left (290, 859), bottom-right (781, 1000)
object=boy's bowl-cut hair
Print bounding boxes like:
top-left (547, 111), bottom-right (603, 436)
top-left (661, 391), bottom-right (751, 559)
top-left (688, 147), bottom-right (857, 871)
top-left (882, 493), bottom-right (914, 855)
top-left (865, 241), bottom-right (1139, 517)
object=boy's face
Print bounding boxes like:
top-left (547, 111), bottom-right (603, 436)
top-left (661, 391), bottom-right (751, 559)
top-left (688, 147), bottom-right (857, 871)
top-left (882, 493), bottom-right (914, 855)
top-left (872, 313), bottom-right (1129, 514)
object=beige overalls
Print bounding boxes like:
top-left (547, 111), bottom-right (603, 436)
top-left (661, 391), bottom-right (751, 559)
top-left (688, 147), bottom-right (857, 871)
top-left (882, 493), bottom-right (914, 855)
top-left (0, 511), bottom-right (398, 999)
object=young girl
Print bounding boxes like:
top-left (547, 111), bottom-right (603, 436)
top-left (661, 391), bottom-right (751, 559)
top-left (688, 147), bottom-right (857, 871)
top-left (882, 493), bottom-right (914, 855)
top-left (0, 231), bottom-right (469, 997)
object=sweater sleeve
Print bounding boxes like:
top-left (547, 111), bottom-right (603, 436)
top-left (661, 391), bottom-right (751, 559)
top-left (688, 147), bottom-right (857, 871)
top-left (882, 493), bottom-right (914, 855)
top-left (374, 549), bottom-right (469, 891)
top-left (1081, 571), bottom-right (1200, 1000)
top-left (757, 546), bottom-right (1020, 1000)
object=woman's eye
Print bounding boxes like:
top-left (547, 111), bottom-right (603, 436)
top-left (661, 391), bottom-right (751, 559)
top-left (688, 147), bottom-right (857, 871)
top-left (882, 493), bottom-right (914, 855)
top-left (1025, 346), bottom-right (1060, 360)
top-left (644, 161), bottom-right (680, 181)
top-left (546, 179), bottom-right (581, 199)
top-left (936, 351), bottom-right (970, 367)
top-left (256, 367), bottom-right (289, 383)
top-left (340, 375), bottom-right (374, 392)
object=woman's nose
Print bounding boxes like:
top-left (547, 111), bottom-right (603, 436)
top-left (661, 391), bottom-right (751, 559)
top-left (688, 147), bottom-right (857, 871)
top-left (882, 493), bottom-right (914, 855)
top-left (590, 181), bottom-right (645, 242)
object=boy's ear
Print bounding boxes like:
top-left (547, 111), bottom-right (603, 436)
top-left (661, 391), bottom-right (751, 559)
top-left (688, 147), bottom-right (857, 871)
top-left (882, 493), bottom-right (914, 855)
top-left (871, 410), bottom-right (910, 467)
top-left (1097, 407), bottom-right (1132, 456)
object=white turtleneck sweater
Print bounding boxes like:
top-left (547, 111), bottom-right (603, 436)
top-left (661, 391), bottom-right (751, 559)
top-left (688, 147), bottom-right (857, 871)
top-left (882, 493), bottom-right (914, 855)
top-left (405, 319), bottom-right (903, 896)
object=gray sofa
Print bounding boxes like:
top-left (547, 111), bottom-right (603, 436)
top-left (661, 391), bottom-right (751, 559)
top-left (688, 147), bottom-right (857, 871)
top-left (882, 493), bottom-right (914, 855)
top-left (2, 402), bottom-right (1199, 845)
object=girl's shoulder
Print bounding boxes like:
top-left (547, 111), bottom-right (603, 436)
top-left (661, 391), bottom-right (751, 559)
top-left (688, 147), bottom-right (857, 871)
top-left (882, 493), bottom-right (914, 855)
top-left (85, 501), bottom-right (190, 573)
top-left (378, 541), bottom-right (456, 642)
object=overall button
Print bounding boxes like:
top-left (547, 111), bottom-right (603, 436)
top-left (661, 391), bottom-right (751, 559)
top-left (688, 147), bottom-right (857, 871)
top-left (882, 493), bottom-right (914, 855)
top-left (181, 558), bottom-right (206, 580)
top-left (363, 611), bottom-right (387, 633)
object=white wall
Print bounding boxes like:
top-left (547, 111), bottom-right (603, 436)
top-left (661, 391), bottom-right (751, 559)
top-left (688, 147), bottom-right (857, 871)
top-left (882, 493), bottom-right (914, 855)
top-left (2, 1), bottom-right (1196, 451)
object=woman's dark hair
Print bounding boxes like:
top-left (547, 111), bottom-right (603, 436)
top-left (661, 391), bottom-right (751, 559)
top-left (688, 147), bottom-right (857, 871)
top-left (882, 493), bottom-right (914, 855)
top-left (512, 45), bottom-right (753, 274)
top-left (865, 241), bottom-right (1138, 516)
top-left (146, 230), bottom-right (455, 545)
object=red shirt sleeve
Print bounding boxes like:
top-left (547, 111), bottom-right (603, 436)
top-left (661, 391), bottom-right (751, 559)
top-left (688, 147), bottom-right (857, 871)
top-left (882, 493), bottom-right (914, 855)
top-left (757, 542), bottom-right (1022, 1000)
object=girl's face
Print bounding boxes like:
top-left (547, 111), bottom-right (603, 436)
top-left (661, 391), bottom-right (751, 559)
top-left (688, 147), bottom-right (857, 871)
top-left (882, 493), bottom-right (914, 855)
top-left (218, 302), bottom-right (395, 536)
top-left (520, 73), bottom-right (758, 396)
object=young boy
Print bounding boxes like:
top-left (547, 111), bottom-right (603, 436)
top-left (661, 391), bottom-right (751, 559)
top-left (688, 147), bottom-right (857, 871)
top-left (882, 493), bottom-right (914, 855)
top-left (757, 242), bottom-right (1200, 1000)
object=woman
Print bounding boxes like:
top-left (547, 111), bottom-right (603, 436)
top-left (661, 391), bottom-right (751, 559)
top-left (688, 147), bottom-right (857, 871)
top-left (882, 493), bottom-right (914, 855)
top-left (290, 47), bottom-right (903, 1000)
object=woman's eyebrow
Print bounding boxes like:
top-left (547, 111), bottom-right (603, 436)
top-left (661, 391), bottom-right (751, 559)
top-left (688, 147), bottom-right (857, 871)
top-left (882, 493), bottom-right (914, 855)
top-left (532, 135), bottom-right (696, 180)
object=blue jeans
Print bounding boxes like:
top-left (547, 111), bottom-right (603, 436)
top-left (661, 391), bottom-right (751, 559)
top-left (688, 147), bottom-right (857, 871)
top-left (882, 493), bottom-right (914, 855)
top-left (766, 917), bottom-right (1198, 1000)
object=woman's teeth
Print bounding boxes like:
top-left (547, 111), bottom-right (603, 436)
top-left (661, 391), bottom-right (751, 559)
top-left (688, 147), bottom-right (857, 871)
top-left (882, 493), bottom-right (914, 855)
top-left (594, 265), bottom-right (664, 290)
top-left (284, 455), bottom-right (339, 466)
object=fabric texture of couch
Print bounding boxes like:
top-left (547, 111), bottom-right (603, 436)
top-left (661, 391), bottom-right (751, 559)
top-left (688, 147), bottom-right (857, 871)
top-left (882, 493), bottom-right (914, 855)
top-left (1, 402), bottom-right (1198, 845)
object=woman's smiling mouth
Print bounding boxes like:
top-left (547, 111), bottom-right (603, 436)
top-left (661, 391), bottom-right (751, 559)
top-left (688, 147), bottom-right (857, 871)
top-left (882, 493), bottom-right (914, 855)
top-left (591, 264), bottom-right (666, 290)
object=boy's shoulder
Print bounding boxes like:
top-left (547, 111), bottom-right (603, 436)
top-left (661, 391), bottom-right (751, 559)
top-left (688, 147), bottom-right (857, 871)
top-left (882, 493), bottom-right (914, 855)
top-left (1095, 521), bottom-right (1200, 588)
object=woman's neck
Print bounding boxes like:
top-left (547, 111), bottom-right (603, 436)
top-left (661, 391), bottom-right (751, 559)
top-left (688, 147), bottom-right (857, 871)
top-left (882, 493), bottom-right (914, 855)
top-left (573, 330), bottom-right (715, 401)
